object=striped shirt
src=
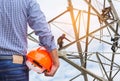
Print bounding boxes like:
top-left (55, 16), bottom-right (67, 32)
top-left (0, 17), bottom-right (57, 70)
top-left (0, 0), bottom-right (56, 55)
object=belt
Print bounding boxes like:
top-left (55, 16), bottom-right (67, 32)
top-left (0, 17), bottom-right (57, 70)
top-left (0, 56), bottom-right (13, 60)
top-left (0, 55), bottom-right (26, 64)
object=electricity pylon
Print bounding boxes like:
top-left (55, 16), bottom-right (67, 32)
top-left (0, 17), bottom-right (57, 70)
top-left (28, 0), bottom-right (120, 81)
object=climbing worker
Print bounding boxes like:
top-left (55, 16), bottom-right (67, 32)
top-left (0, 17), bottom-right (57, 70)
top-left (111, 37), bottom-right (119, 52)
top-left (98, 6), bottom-right (114, 24)
top-left (57, 34), bottom-right (71, 50)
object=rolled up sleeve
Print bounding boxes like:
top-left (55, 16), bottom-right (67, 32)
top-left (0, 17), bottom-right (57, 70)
top-left (27, 0), bottom-right (56, 51)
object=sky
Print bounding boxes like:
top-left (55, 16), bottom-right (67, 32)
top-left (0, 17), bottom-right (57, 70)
top-left (29, 0), bottom-right (120, 81)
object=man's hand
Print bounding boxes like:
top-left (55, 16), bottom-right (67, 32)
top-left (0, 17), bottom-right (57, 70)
top-left (45, 49), bottom-right (60, 76)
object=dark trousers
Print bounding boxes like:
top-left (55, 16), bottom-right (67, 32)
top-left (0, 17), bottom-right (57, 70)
top-left (0, 60), bottom-right (29, 81)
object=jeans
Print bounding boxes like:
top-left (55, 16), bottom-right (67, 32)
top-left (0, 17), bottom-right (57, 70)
top-left (0, 60), bottom-right (29, 81)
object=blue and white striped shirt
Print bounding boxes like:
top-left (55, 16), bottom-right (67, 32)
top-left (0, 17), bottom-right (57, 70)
top-left (0, 0), bottom-right (56, 55)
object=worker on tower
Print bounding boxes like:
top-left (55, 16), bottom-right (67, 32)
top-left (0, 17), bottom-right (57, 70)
top-left (98, 6), bottom-right (114, 24)
top-left (111, 36), bottom-right (119, 52)
top-left (57, 34), bottom-right (71, 50)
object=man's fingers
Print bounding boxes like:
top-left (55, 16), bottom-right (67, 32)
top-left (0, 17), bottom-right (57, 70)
top-left (44, 65), bottom-right (59, 77)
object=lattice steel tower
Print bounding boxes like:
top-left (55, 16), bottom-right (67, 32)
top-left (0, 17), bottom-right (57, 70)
top-left (28, 0), bottom-right (120, 81)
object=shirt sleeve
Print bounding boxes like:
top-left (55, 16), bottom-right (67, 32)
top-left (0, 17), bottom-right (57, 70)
top-left (27, 0), bottom-right (56, 51)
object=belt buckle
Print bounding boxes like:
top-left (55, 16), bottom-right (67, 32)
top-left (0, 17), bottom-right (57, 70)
top-left (12, 54), bottom-right (23, 64)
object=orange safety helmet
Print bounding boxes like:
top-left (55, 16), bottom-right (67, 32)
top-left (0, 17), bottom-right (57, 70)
top-left (26, 46), bottom-right (52, 73)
